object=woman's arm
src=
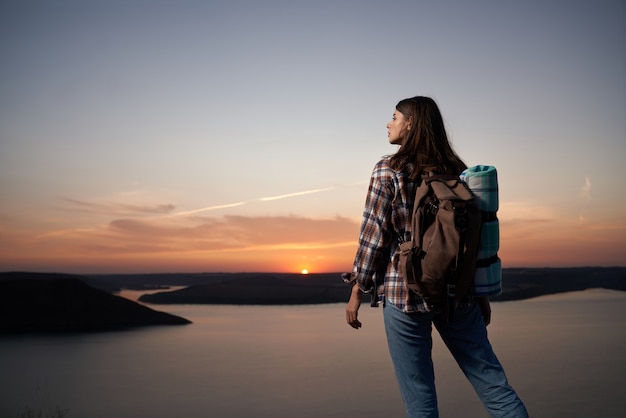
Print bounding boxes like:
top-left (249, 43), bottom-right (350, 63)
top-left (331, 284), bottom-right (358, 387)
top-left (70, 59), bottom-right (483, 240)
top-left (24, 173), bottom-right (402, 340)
top-left (476, 296), bottom-right (491, 326)
top-left (346, 284), bottom-right (363, 329)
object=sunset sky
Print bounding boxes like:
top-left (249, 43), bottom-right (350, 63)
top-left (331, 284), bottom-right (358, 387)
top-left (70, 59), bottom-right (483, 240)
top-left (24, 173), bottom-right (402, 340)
top-left (1, 0), bottom-right (624, 274)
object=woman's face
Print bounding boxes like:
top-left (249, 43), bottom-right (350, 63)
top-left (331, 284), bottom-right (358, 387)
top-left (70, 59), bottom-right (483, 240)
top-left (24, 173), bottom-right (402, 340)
top-left (387, 110), bottom-right (411, 145)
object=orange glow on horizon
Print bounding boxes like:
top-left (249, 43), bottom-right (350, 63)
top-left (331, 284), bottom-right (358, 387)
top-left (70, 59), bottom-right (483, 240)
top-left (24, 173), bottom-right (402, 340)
top-left (1, 211), bottom-right (624, 274)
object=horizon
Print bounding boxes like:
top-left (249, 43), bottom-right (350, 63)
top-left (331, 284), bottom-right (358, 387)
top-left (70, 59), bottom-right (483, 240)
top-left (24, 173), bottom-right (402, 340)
top-left (1, 1), bottom-right (624, 275)
top-left (2, 265), bottom-right (625, 277)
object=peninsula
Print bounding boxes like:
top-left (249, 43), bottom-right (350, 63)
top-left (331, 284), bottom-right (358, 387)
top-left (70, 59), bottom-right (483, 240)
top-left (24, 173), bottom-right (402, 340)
top-left (0, 272), bottom-right (191, 334)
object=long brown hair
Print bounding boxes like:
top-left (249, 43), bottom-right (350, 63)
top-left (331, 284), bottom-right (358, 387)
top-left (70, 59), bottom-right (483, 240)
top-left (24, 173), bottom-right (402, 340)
top-left (389, 96), bottom-right (467, 180)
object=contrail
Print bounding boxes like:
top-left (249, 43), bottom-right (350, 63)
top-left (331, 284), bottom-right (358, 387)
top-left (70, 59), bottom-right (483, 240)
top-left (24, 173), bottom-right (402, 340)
top-left (172, 185), bottom-right (336, 217)
top-left (173, 201), bottom-right (246, 216)
top-left (259, 187), bottom-right (335, 202)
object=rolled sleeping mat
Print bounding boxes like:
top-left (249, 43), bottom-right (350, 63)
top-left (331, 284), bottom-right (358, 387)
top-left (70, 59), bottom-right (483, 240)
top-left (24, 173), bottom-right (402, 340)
top-left (477, 219), bottom-right (499, 261)
top-left (461, 165), bottom-right (502, 296)
top-left (460, 165), bottom-right (499, 213)
top-left (473, 257), bottom-right (502, 296)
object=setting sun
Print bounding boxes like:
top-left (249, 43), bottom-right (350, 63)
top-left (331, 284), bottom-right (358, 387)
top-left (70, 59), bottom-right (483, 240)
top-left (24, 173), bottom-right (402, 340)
top-left (300, 269), bottom-right (309, 275)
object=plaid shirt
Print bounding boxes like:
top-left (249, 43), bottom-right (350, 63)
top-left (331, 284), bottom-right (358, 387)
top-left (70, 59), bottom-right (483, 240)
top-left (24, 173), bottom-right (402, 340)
top-left (350, 156), bottom-right (433, 313)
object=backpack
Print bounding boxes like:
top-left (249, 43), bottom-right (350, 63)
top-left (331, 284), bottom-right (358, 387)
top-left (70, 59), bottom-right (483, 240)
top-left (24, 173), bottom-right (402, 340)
top-left (398, 173), bottom-right (482, 315)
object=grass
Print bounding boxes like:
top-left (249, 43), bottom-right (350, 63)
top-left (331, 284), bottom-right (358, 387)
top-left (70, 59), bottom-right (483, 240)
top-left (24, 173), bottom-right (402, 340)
top-left (14, 406), bottom-right (69, 418)
top-left (11, 380), bottom-right (70, 418)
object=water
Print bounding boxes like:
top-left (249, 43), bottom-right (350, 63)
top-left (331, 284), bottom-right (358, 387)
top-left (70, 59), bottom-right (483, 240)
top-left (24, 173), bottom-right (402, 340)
top-left (1, 289), bottom-right (625, 417)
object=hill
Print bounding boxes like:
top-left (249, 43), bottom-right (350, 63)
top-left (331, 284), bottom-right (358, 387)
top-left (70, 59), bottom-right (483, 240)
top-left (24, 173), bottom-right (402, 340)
top-left (1, 268), bottom-right (624, 320)
top-left (490, 267), bottom-right (626, 301)
top-left (112, 267), bottom-right (626, 305)
top-left (0, 272), bottom-right (191, 334)
top-left (138, 273), bottom-right (350, 305)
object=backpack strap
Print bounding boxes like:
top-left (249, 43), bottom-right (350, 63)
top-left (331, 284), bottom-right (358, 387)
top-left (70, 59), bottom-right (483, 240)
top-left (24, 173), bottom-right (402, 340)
top-left (405, 173), bottom-right (434, 244)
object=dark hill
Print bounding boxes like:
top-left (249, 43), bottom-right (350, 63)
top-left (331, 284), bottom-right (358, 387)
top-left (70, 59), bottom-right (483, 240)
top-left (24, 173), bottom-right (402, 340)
top-left (490, 267), bottom-right (626, 301)
top-left (134, 267), bottom-right (626, 305)
top-left (0, 272), bottom-right (191, 334)
top-left (139, 273), bottom-right (351, 305)
top-left (3, 268), bottom-right (623, 312)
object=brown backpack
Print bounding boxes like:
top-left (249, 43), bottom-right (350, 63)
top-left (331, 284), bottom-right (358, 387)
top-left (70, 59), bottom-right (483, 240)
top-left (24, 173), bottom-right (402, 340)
top-left (398, 173), bottom-right (482, 314)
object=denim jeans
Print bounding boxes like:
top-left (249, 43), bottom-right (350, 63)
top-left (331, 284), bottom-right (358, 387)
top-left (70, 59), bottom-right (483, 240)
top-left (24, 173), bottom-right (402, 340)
top-left (383, 299), bottom-right (529, 418)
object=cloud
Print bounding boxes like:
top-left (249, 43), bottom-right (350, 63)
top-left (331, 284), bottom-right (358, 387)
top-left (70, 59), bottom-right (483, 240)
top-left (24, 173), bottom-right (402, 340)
top-left (586, 224), bottom-right (626, 231)
top-left (580, 177), bottom-right (592, 199)
top-left (61, 197), bottom-right (175, 216)
top-left (498, 201), bottom-right (557, 223)
top-left (34, 228), bottom-right (99, 240)
top-left (4, 185), bottom-right (361, 272)
top-left (119, 214), bottom-right (355, 244)
top-left (31, 214), bottom-right (360, 256)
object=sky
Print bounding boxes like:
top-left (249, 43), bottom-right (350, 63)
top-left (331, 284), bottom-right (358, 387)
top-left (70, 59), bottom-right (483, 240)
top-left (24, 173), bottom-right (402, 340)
top-left (0, 0), bottom-right (624, 274)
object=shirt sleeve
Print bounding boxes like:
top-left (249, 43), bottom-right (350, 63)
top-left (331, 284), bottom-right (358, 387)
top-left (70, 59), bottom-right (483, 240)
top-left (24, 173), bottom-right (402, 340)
top-left (351, 161), bottom-right (395, 293)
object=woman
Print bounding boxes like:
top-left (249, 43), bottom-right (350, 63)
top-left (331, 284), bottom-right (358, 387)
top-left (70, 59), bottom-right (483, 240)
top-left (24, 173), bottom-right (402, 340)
top-left (345, 96), bottom-right (528, 417)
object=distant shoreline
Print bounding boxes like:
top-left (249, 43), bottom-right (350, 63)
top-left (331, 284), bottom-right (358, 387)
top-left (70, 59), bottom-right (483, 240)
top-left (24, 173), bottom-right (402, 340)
top-left (2, 266), bottom-right (625, 305)
top-left (1, 268), bottom-right (624, 333)
top-left (84, 266), bottom-right (626, 305)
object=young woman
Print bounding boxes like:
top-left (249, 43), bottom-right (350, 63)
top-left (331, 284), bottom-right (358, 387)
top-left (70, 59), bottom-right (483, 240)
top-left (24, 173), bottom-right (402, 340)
top-left (345, 96), bottom-right (528, 417)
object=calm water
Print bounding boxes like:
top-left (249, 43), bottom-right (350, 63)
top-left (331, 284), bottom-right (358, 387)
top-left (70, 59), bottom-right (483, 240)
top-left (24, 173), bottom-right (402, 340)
top-left (1, 289), bottom-right (625, 418)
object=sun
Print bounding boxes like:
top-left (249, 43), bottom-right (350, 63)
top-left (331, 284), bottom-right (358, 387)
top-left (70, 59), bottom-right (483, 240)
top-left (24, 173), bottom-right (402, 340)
top-left (300, 269), bottom-right (309, 275)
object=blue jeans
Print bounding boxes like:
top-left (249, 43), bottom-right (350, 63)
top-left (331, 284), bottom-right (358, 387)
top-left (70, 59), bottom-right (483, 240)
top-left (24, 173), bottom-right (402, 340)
top-left (383, 299), bottom-right (528, 418)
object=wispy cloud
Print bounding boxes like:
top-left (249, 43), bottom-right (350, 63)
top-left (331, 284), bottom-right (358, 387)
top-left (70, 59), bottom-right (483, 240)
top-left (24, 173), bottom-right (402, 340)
top-left (61, 197), bottom-right (175, 216)
top-left (1, 212), bottom-right (362, 273)
top-left (31, 214), bottom-right (359, 255)
top-left (586, 224), bottom-right (626, 231)
top-left (499, 201), bottom-right (557, 223)
top-left (35, 228), bottom-right (99, 240)
top-left (259, 187), bottom-right (336, 202)
top-left (3, 185), bottom-right (362, 272)
top-left (580, 177), bottom-right (592, 200)
top-left (58, 183), bottom-right (342, 221)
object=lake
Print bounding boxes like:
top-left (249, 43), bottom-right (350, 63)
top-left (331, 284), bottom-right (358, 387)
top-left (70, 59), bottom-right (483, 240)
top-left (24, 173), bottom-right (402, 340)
top-left (1, 289), bottom-right (625, 417)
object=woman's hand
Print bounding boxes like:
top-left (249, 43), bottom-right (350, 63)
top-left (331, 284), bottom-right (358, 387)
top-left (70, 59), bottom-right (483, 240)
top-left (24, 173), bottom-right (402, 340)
top-left (476, 296), bottom-right (491, 326)
top-left (346, 284), bottom-right (363, 329)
